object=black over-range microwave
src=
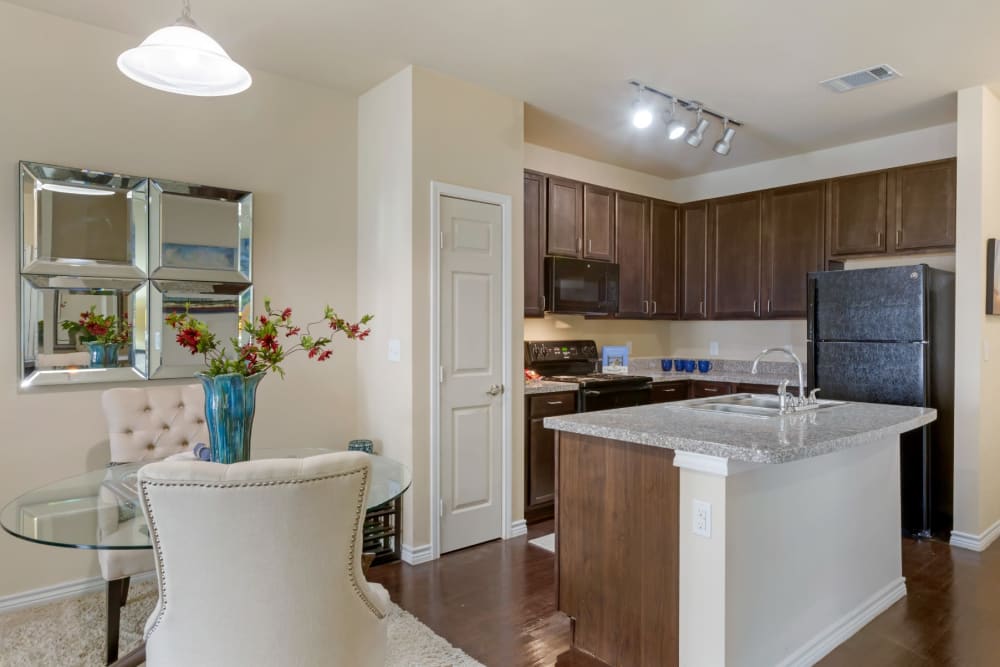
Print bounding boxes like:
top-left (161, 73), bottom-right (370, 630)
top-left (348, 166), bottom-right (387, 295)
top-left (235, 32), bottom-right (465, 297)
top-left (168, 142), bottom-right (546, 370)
top-left (544, 257), bottom-right (620, 315)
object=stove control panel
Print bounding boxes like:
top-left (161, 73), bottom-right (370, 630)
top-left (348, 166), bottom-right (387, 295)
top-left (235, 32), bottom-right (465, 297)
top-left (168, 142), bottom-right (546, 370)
top-left (525, 340), bottom-right (599, 363)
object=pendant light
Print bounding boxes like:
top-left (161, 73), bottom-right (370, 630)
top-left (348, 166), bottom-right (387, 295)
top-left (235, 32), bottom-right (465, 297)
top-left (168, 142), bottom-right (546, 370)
top-left (117, 0), bottom-right (251, 97)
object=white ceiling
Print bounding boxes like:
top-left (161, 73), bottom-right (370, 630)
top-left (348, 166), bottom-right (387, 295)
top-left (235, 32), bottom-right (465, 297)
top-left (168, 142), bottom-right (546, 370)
top-left (8, 0), bottom-right (998, 178)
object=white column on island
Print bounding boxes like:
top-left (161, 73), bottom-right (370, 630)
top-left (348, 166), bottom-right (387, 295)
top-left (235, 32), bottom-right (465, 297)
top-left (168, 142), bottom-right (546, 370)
top-left (674, 438), bottom-right (907, 667)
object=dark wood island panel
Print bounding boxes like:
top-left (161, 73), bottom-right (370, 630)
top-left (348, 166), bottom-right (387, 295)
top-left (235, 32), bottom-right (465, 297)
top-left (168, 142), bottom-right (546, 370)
top-left (555, 432), bottom-right (679, 667)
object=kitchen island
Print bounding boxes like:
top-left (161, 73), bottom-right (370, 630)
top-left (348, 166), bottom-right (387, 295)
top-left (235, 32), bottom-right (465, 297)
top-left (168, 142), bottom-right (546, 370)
top-left (544, 399), bottom-right (936, 667)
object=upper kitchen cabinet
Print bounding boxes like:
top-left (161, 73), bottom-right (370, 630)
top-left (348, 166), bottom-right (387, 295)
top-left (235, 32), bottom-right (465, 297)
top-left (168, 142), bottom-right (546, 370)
top-left (761, 182), bottom-right (825, 318)
top-left (709, 193), bottom-right (762, 319)
top-left (583, 184), bottom-right (615, 261)
top-left (524, 171), bottom-right (546, 317)
top-left (615, 192), bottom-right (650, 318)
top-left (828, 170), bottom-right (889, 257)
top-left (680, 202), bottom-right (710, 320)
top-left (546, 176), bottom-right (583, 258)
top-left (893, 159), bottom-right (956, 252)
top-left (649, 199), bottom-right (680, 318)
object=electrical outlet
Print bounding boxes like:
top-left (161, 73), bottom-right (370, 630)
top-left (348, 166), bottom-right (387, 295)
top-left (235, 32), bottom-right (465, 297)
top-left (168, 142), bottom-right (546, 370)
top-left (709, 341), bottom-right (719, 356)
top-left (693, 499), bottom-right (712, 538)
top-left (387, 339), bottom-right (401, 362)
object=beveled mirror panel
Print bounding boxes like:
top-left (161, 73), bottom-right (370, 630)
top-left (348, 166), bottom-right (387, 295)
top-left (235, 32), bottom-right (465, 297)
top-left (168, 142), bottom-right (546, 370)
top-left (148, 281), bottom-right (252, 379)
top-left (20, 162), bottom-right (148, 278)
top-left (20, 276), bottom-right (147, 387)
top-left (149, 180), bottom-right (252, 283)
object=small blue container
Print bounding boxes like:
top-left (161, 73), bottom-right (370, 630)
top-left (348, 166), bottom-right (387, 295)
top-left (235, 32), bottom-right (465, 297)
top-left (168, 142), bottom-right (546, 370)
top-left (683, 359), bottom-right (696, 373)
top-left (698, 360), bottom-right (712, 373)
top-left (661, 359), bottom-right (673, 372)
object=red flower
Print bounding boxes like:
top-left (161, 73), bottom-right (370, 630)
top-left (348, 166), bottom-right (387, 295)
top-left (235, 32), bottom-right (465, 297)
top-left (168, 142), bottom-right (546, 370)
top-left (281, 307), bottom-right (292, 321)
top-left (358, 328), bottom-right (371, 340)
top-left (260, 333), bottom-right (278, 352)
top-left (285, 326), bottom-right (301, 338)
top-left (259, 315), bottom-right (268, 326)
top-left (176, 327), bottom-right (201, 350)
top-left (316, 350), bottom-right (332, 362)
top-left (308, 347), bottom-right (319, 359)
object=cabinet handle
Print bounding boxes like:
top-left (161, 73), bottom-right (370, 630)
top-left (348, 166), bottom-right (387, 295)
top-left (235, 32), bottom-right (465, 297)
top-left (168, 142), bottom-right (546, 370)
top-left (767, 299), bottom-right (771, 313)
top-left (541, 294), bottom-right (546, 310)
top-left (896, 229), bottom-right (902, 246)
top-left (643, 300), bottom-right (649, 314)
top-left (876, 231), bottom-right (883, 247)
top-left (699, 300), bottom-right (704, 315)
top-left (546, 400), bottom-right (564, 405)
top-left (704, 387), bottom-right (718, 392)
top-left (653, 301), bottom-right (658, 314)
top-left (588, 239), bottom-right (592, 253)
top-left (753, 299), bottom-right (758, 315)
top-left (577, 238), bottom-right (583, 252)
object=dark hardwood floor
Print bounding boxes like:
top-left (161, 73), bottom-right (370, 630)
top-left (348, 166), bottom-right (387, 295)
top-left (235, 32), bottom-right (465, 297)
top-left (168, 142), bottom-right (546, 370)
top-left (367, 522), bottom-right (1000, 666)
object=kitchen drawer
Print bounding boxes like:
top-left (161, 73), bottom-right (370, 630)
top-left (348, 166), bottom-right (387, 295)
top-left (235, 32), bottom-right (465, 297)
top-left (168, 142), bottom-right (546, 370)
top-left (691, 381), bottom-right (735, 398)
top-left (651, 381), bottom-right (690, 403)
top-left (737, 382), bottom-right (798, 395)
top-left (528, 392), bottom-right (578, 418)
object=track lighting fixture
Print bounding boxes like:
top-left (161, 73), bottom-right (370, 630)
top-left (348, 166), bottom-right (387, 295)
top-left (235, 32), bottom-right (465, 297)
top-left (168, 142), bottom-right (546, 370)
top-left (664, 100), bottom-right (687, 140)
top-left (685, 109), bottom-right (710, 147)
top-left (713, 120), bottom-right (736, 156)
top-left (626, 80), bottom-right (743, 157)
top-left (631, 87), bottom-right (653, 129)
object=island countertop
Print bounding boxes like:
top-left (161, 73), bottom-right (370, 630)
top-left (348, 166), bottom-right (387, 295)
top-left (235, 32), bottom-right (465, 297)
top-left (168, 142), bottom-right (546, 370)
top-left (543, 399), bottom-right (937, 464)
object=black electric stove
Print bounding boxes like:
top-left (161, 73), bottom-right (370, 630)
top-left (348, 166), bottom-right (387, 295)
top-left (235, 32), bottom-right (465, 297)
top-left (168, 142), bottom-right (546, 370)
top-left (525, 340), bottom-right (652, 412)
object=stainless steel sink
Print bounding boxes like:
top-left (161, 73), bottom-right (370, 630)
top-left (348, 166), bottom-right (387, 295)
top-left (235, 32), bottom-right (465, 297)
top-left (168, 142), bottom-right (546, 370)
top-left (680, 393), bottom-right (845, 419)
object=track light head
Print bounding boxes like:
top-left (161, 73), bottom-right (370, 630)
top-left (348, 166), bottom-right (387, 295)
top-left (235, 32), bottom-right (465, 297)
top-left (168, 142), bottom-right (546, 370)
top-left (685, 111), bottom-right (710, 147)
top-left (631, 87), bottom-right (653, 129)
top-left (664, 100), bottom-right (687, 140)
top-left (713, 121), bottom-right (736, 156)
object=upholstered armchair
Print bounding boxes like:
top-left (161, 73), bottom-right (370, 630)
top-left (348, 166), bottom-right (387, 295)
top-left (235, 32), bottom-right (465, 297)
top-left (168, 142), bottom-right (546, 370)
top-left (99, 385), bottom-right (208, 664)
top-left (135, 451), bottom-right (389, 666)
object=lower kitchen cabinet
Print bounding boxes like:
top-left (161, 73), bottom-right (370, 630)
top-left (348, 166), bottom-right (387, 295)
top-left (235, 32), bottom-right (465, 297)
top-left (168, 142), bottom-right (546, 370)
top-left (737, 382), bottom-right (799, 395)
top-left (691, 381), bottom-right (735, 398)
top-left (526, 391), bottom-right (577, 523)
top-left (651, 381), bottom-right (690, 403)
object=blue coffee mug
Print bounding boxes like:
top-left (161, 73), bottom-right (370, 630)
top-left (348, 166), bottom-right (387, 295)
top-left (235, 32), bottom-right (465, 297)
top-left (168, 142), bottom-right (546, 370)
top-left (698, 360), bottom-right (712, 373)
top-left (683, 359), bottom-right (696, 373)
top-left (661, 359), bottom-right (673, 372)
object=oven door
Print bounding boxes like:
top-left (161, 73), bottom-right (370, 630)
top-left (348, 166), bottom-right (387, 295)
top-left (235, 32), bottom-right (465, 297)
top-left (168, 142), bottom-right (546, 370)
top-left (580, 384), bottom-right (652, 412)
top-left (545, 257), bottom-right (619, 315)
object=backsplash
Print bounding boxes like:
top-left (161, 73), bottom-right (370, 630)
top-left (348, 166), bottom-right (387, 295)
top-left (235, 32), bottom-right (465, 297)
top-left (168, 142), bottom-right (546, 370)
top-left (629, 356), bottom-right (801, 378)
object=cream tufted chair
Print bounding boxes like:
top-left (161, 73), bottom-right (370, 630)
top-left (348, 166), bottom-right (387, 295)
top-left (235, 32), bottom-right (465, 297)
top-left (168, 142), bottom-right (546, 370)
top-left (99, 384), bottom-right (209, 664)
top-left (136, 451), bottom-right (389, 666)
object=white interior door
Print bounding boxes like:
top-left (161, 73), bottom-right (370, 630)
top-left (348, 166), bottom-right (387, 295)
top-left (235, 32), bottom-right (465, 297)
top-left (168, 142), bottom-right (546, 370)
top-left (439, 195), bottom-right (504, 553)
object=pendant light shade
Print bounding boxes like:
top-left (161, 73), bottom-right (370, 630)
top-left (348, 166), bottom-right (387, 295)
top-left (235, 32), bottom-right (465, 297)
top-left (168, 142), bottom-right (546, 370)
top-left (117, 3), bottom-right (251, 97)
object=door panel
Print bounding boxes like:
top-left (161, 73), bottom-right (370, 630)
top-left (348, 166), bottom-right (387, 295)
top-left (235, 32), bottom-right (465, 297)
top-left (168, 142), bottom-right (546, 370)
top-left (762, 183), bottom-right (824, 318)
top-left (524, 172), bottom-right (546, 316)
top-left (709, 193), bottom-right (762, 319)
top-left (583, 184), bottom-right (615, 261)
top-left (894, 159), bottom-right (956, 251)
top-left (681, 202), bottom-right (709, 319)
top-left (547, 176), bottom-right (582, 257)
top-left (615, 192), bottom-right (649, 318)
top-left (812, 341), bottom-right (928, 406)
top-left (813, 265), bottom-right (927, 342)
top-left (439, 195), bottom-right (504, 553)
top-left (650, 200), bottom-right (680, 318)
top-left (829, 171), bottom-right (888, 256)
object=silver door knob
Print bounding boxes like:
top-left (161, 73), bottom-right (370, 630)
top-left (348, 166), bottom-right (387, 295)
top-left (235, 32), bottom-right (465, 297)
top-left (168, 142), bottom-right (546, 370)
top-left (486, 384), bottom-right (504, 396)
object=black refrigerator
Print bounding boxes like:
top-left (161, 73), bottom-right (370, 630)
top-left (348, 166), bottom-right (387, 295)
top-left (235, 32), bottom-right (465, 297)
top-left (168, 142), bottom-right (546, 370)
top-left (807, 264), bottom-right (955, 537)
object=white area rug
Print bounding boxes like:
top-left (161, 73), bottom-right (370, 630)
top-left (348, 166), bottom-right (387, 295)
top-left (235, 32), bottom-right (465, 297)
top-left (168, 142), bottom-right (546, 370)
top-left (0, 581), bottom-right (483, 666)
top-left (529, 533), bottom-right (555, 553)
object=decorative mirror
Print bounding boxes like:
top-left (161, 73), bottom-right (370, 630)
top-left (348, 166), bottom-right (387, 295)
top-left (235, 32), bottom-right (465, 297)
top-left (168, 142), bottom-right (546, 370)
top-left (20, 276), bottom-right (147, 387)
top-left (148, 281), bottom-right (252, 379)
top-left (19, 162), bottom-right (148, 278)
top-left (149, 179), bottom-right (252, 283)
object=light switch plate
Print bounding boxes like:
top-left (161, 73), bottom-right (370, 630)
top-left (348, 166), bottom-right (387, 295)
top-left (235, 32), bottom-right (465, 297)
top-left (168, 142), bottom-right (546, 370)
top-left (387, 339), bottom-right (401, 362)
top-left (709, 341), bottom-right (719, 356)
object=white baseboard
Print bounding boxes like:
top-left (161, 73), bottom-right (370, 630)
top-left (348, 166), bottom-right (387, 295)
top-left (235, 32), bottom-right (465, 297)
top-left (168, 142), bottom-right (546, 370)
top-left (776, 577), bottom-right (907, 667)
top-left (950, 518), bottom-right (1000, 552)
top-left (0, 572), bottom-right (155, 615)
top-left (510, 519), bottom-right (527, 537)
top-left (400, 543), bottom-right (434, 565)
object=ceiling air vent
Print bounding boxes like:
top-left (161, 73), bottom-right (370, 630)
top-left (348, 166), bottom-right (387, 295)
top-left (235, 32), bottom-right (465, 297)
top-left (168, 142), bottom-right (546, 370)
top-left (820, 65), bottom-right (901, 93)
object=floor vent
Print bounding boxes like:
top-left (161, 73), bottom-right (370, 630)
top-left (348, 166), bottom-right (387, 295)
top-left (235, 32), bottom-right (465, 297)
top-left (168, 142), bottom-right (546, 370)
top-left (820, 65), bottom-right (901, 93)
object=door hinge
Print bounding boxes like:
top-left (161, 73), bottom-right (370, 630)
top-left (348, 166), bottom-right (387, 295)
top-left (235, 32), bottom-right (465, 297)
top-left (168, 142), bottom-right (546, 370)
top-left (439, 231), bottom-right (444, 250)
top-left (439, 498), bottom-right (444, 517)
top-left (439, 366), bottom-right (444, 383)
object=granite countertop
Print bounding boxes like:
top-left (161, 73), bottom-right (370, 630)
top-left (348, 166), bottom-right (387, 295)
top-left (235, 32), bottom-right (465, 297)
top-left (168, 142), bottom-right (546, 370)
top-left (544, 400), bottom-right (937, 464)
top-left (645, 371), bottom-right (798, 387)
top-left (525, 380), bottom-right (578, 395)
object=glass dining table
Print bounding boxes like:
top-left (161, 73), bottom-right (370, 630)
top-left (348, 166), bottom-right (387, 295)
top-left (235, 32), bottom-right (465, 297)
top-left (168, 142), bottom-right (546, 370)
top-left (0, 448), bottom-right (411, 551)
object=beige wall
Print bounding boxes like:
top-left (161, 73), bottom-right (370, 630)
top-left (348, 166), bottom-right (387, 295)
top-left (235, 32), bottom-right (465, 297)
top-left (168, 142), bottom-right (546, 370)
top-left (0, 3), bottom-right (359, 598)
top-left (523, 315), bottom-right (670, 357)
top-left (525, 143), bottom-right (677, 200)
top-left (358, 66), bottom-right (524, 550)
top-left (953, 86), bottom-right (1000, 538)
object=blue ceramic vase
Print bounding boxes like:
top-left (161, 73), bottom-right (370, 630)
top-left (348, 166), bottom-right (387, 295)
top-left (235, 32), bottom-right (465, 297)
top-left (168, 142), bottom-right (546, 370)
top-left (86, 341), bottom-right (121, 368)
top-left (197, 372), bottom-right (265, 464)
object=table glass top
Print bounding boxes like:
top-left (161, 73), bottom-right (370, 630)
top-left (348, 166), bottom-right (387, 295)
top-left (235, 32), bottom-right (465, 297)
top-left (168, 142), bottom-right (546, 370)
top-left (0, 448), bottom-right (410, 550)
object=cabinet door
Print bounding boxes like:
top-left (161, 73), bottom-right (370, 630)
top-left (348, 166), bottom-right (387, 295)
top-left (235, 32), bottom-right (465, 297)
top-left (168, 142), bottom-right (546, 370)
top-left (761, 182), bottom-right (824, 319)
top-left (829, 171), bottom-right (888, 256)
top-left (546, 176), bottom-right (583, 257)
top-left (528, 417), bottom-right (556, 509)
top-left (709, 193), bottom-right (763, 319)
top-left (524, 171), bottom-right (546, 317)
top-left (691, 381), bottom-right (735, 397)
top-left (650, 200), bottom-right (680, 319)
top-left (651, 381), bottom-right (689, 403)
top-left (583, 184), bottom-right (615, 261)
top-left (680, 202), bottom-right (710, 320)
top-left (893, 159), bottom-right (956, 252)
top-left (615, 192), bottom-right (650, 318)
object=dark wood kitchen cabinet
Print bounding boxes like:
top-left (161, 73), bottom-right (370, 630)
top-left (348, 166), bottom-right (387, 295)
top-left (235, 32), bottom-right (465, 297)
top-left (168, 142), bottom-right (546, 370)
top-left (524, 171), bottom-right (546, 317)
top-left (650, 199), bottom-right (681, 318)
top-left (828, 170), bottom-right (889, 257)
top-left (893, 159), bottom-right (956, 252)
top-left (615, 192), bottom-right (651, 318)
top-left (583, 184), bottom-right (615, 261)
top-left (526, 391), bottom-right (576, 523)
top-left (546, 176), bottom-right (583, 258)
top-left (709, 192), bottom-right (763, 319)
top-left (691, 381), bottom-right (735, 398)
top-left (761, 182), bottom-right (825, 318)
top-left (681, 202), bottom-right (710, 320)
top-left (651, 380), bottom-right (690, 403)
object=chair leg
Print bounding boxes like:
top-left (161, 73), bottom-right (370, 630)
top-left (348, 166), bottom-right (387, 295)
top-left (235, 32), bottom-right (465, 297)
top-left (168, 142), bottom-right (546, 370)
top-left (106, 579), bottom-right (125, 665)
top-left (119, 576), bottom-right (131, 607)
